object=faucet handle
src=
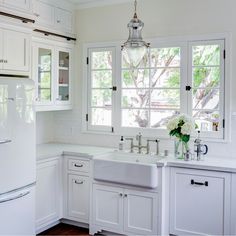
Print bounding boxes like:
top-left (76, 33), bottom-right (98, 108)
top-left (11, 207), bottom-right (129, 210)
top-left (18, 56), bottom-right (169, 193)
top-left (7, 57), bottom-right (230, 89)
top-left (136, 132), bottom-right (142, 141)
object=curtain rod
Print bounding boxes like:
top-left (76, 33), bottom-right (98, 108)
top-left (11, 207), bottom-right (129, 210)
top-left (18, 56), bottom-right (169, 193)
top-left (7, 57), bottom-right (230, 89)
top-left (34, 29), bottom-right (77, 41)
top-left (0, 11), bottom-right (35, 23)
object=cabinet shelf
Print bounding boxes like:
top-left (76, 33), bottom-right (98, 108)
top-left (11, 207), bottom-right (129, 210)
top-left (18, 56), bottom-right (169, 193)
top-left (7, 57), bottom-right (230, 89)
top-left (59, 66), bottom-right (69, 71)
top-left (59, 83), bottom-right (69, 87)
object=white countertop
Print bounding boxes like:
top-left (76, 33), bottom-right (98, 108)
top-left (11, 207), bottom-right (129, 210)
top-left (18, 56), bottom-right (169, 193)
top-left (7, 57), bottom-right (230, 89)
top-left (37, 143), bottom-right (114, 160)
top-left (37, 143), bottom-right (236, 173)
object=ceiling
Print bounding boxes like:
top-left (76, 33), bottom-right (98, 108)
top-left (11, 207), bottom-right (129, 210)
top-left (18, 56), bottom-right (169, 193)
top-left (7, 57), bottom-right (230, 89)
top-left (68, 0), bottom-right (133, 9)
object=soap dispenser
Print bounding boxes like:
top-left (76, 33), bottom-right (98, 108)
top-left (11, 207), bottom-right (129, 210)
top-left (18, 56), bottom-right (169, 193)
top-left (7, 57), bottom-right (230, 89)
top-left (119, 136), bottom-right (124, 151)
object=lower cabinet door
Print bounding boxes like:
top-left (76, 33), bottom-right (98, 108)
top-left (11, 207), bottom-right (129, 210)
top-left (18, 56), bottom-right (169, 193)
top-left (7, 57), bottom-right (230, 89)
top-left (170, 168), bottom-right (231, 236)
top-left (68, 174), bottom-right (90, 222)
top-left (36, 159), bottom-right (61, 230)
top-left (123, 189), bottom-right (158, 235)
top-left (92, 184), bottom-right (123, 232)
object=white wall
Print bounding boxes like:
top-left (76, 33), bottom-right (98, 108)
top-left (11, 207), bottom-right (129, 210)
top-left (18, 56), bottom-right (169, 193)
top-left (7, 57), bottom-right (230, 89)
top-left (39, 0), bottom-right (236, 157)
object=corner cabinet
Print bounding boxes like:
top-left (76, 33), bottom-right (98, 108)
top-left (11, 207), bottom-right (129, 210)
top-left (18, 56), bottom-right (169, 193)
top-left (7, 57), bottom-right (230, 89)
top-left (32, 39), bottom-right (73, 111)
top-left (170, 167), bottom-right (231, 236)
top-left (0, 27), bottom-right (30, 75)
top-left (36, 157), bottom-right (62, 233)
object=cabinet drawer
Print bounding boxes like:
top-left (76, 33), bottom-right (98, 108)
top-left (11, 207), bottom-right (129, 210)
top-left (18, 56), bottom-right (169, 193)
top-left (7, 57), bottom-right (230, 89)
top-left (68, 158), bottom-right (90, 173)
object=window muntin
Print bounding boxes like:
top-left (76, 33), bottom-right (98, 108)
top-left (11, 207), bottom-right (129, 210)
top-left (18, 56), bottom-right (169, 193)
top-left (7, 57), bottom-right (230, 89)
top-left (189, 41), bottom-right (224, 136)
top-left (86, 39), bottom-right (226, 139)
top-left (87, 48), bottom-right (115, 131)
top-left (121, 47), bottom-right (181, 129)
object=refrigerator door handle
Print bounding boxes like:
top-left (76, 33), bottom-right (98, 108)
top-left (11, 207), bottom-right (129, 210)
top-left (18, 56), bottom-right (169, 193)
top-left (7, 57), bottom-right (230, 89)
top-left (0, 191), bottom-right (30, 204)
top-left (0, 139), bottom-right (12, 145)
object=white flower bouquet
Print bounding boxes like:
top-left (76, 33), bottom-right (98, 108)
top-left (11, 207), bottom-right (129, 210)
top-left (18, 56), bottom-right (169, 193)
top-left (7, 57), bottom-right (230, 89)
top-left (167, 114), bottom-right (197, 158)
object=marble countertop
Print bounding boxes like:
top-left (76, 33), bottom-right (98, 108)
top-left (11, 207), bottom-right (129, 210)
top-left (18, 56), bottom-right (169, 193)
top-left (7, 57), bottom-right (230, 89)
top-left (37, 142), bottom-right (236, 173)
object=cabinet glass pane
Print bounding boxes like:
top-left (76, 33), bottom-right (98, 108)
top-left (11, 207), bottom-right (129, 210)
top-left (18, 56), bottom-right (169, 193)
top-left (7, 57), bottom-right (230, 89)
top-left (38, 48), bottom-right (52, 102)
top-left (58, 51), bottom-right (70, 101)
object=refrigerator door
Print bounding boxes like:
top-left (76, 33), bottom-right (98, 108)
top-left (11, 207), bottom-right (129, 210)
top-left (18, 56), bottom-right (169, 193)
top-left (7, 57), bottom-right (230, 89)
top-left (0, 77), bottom-right (36, 194)
top-left (0, 185), bottom-right (35, 235)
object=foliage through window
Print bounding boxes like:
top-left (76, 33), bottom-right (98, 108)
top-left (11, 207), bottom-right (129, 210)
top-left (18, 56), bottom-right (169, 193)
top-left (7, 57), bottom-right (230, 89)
top-left (86, 39), bottom-right (225, 139)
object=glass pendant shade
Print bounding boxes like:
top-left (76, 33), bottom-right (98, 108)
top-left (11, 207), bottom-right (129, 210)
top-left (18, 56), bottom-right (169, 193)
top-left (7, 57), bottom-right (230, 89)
top-left (122, 0), bottom-right (150, 68)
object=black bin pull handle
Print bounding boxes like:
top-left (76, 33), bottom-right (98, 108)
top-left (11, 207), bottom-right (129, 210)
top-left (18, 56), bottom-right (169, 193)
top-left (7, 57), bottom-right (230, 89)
top-left (191, 179), bottom-right (208, 187)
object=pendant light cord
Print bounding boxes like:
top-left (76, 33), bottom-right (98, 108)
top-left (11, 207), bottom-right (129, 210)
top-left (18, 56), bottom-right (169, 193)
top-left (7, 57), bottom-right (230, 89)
top-left (134, 0), bottom-right (137, 18)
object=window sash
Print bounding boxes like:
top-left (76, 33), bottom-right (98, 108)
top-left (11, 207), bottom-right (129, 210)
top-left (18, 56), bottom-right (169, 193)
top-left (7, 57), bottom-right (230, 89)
top-left (85, 39), bottom-right (226, 140)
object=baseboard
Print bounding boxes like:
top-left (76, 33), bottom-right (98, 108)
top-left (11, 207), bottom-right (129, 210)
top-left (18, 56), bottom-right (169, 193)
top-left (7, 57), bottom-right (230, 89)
top-left (60, 218), bottom-right (89, 229)
top-left (36, 220), bottom-right (60, 234)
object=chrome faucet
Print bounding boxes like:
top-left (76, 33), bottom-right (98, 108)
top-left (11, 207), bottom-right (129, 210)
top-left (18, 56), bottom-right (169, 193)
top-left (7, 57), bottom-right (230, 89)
top-left (126, 133), bottom-right (160, 155)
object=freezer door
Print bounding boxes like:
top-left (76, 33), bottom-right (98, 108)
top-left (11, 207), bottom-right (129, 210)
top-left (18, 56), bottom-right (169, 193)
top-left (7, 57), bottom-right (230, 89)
top-left (0, 78), bottom-right (36, 194)
top-left (0, 185), bottom-right (35, 235)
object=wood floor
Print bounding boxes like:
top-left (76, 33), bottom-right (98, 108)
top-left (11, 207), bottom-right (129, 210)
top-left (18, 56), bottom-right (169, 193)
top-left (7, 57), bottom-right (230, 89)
top-left (38, 223), bottom-right (90, 236)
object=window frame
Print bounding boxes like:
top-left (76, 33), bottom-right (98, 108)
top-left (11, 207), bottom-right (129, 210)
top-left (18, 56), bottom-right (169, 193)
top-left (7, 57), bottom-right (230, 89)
top-left (82, 34), bottom-right (231, 142)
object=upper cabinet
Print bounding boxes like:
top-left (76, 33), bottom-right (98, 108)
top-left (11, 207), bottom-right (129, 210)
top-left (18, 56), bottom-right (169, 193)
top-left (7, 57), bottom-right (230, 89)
top-left (2, 0), bottom-right (32, 12)
top-left (0, 27), bottom-right (30, 75)
top-left (33, 0), bottom-right (75, 35)
top-left (32, 38), bottom-right (73, 111)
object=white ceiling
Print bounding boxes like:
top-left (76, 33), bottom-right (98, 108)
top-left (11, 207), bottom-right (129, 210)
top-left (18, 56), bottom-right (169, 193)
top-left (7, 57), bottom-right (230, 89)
top-left (68, 0), bottom-right (133, 9)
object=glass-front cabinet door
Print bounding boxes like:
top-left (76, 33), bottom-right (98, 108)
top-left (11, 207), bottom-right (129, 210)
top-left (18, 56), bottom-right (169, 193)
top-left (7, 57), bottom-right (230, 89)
top-left (33, 43), bottom-right (54, 105)
top-left (56, 48), bottom-right (71, 105)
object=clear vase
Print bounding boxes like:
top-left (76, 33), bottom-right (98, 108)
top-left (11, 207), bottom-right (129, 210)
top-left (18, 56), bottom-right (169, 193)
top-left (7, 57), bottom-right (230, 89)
top-left (175, 139), bottom-right (189, 159)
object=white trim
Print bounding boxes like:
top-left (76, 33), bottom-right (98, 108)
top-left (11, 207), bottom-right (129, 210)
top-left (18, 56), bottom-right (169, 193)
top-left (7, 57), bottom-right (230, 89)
top-left (82, 33), bottom-right (231, 142)
top-left (74, 0), bottom-right (133, 9)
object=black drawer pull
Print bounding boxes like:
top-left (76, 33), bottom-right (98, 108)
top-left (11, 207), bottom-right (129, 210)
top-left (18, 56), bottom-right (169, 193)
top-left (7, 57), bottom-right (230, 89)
top-left (74, 164), bottom-right (83, 168)
top-left (191, 179), bottom-right (208, 186)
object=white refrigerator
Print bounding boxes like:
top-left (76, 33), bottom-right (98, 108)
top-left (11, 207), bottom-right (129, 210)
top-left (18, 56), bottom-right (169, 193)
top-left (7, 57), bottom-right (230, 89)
top-left (0, 76), bottom-right (36, 235)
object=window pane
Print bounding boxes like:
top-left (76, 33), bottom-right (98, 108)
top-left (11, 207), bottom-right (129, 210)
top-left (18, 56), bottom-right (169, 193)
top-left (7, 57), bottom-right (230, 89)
top-left (122, 109), bottom-right (149, 128)
top-left (151, 68), bottom-right (180, 88)
top-left (91, 89), bottom-right (112, 107)
top-left (150, 47), bottom-right (180, 67)
top-left (193, 67), bottom-right (220, 88)
top-left (122, 89), bottom-right (149, 108)
top-left (193, 110), bottom-right (220, 132)
top-left (92, 51), bottom-right (112, 69)
top-left (122, 51), bottom-right (149, 69)
top-left (92, 70), bottom-right (112, 88)
top-left (122, 69), bottom-right (149, 88)
top-left (91, 108), bottom-right (111, 126)
top-left (151, 89), bottom-right (180, 109)
top-left (150, 110), bottom-right (180, 128)
top-left (39, 89), bottom-right (51, 101)
top-left (193, 45), bottom-right (220, 66)
top-left (193, 89), bottom-right (219, 110)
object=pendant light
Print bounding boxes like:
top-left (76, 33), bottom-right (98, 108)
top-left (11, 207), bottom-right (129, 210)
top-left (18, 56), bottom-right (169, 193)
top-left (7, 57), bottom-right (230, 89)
top-left (122, 0), bottom-right (150, 68)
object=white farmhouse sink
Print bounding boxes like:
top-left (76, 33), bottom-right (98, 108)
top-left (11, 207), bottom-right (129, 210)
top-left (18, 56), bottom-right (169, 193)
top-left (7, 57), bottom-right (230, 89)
top-left (93, 152), bottom-right (161, 188)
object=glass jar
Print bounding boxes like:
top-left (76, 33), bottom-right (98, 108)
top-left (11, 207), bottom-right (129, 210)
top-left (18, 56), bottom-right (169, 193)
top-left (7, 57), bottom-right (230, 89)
top-left (175, 139), bottom-right (189, 159)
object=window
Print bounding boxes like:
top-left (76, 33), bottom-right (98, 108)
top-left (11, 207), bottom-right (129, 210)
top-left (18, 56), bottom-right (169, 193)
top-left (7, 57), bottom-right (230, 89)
top-left (121, 47), bottom-right (181, 129)
top-left (87, 48), bottom-right (115, 132)
top-left (85, 38), bottom-right (226, 140)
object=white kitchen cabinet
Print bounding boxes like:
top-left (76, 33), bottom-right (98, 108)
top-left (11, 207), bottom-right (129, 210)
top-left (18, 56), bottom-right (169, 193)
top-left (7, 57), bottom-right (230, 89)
top-left (92, 184), bottom-right (158, 235)
top-left (124, 189), bottom-right (158, 235)
top-left (33, 0), bottom-right (74, 34)
top-left (36, 158), bottom-right (62, 232)
top-left (55, 8), bottom-right (73, 33)
top-left (2, 0), bottom-right (32, 12)
top-left (32, 39), bottom-right (73, 111)
top-left (170, 167), bottom-right (231, 236)
top-left (0, 28), bottom-right (30, 74)
top-left (33, 0), bottom-right (55, 28)
top-left (93, 184), bottom-right (123, 232)
top-left (230, 174), bottom-right (236, 235)
top-left (68, 174), bottom-right (90, 222)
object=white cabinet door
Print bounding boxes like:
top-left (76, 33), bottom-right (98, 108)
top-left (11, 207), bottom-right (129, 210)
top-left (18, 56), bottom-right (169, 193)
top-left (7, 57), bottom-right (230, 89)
top-left (123, 189), bottom-right (158, 235)
top-left (68, 174), bottom-right (90, 222)
top-left (92, 184), bottom-right (123, 232)
top-left (55, 8), bottom-right (73, 33)
top-left (3, 0), bottom-right (31, 11)
top-left (170, 168), bottom-right (231, 236)
top-left (2, 29), bottom-right (30, 72)
top-left (230, 174), bottom-right (236, 235)
top-left (33, 0), bottom-right (55, 28)
top-left (36, 159), bottom-right (61, 230)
